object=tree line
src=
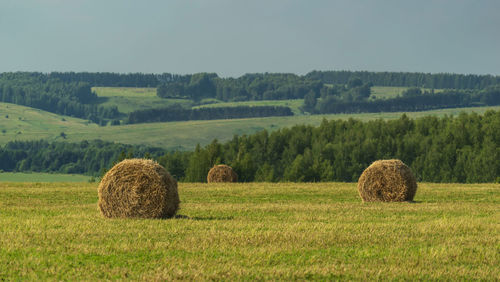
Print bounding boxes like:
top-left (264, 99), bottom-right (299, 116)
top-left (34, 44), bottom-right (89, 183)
top-left (126, 105), bottom-right (293, 124)
top-left (2, 71), bottom-right (500, 125)
top-left (0, 140), bottom-right (165, 175)
top-left (157, 73), bottom-right (323, 102)
top-left (47, 72), bottom-right (186, 87)
top-left (171, 111), bottom-right (500, 183)
top-left (2, 111), bottom-right (499, 183)
top-left (305, 70), bottom-right (500, 89)
top-left (309, 84), bottom-right (500, 114)
top-left (3, 71), bottom-right (499, 90)
top-left (0, 72), bottom-right (119, 124)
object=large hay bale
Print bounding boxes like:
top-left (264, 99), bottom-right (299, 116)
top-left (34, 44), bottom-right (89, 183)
top-left (357, 159), bottom-right (417, 202)
top-left (207, 164), bottom-right (238, 183)
top-left (98, 159), bottom-right (179, 218)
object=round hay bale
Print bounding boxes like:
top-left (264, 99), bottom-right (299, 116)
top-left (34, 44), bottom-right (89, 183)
top-left (357, 159), bottom-right (417, 202)
top-left (207, 164), bottom-right (238, 183)
top-left (98, 159), bottom-right (179, 218)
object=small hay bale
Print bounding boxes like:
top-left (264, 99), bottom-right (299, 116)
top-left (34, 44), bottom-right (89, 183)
top-left (207, 164), bottom-right (238, 183)
top-left (357, 159), bottom-right (417, 202)
top-left (98, 159), bottom-right (179, 218)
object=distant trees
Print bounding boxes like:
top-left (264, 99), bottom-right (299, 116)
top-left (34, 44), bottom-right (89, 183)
top-left (156, 73), bottom-right (323, 102)
top-left (48, 72), bottom-right (185, 87)
top-left (174, 111), bottom-right (500, 183)
top-left (306, 70), bottom-right (500, 89)
top-left (0, 140), bottom-right (165, 175)
top-left (1, 71), bottom-right (500, 126)
top-left (3, 111), bottom-right (500, 183)
top-left (157, 73), bottom-right (218, 101)
top-left (301, 91), bottom-right (317, 113)
top-left (0, 72), bottom-right (119, 124)
top-left (310, 78), bottom-right (500, 115)
top-left (126, 105), bottom-right (293, 124)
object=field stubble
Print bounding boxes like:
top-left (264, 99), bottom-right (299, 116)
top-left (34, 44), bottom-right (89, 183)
top-left (0, 182), bottom-right (498, 280)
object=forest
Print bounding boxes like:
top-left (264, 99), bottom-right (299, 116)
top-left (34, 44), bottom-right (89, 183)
top-left (156, 72), bottom-right (322, 101)
top-left (8, 71), bottom-right (497, 90)
top-left (309, 84), bottom-right (500, 114)
top-left (0, 140), bottom-right (165, 176)
top-left (1, 71), bottom-right (500, 125)
top-left (305, 70), bottom-right (500, 89)
top-left (0, 72), bottom-right (119, 124)
top-left (156, 71), bottom-right (500, 102)
top-left (48, 72), bottom-right (183, 87)
top-left (125, 105), bottom-right (293, 124)
top-left (1, 111), bottom-right (499, 183)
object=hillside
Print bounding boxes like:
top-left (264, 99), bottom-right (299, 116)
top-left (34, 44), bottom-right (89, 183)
top-left (0, 102), bottom-right (98, 143)
top-left (2, 72), bottom-right (499, 126)
top-left (2, 102), bottom-right (500, 150)
top-left (92, 87), bottom-right (192, 114)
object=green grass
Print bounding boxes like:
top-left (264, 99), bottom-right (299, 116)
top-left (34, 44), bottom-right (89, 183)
top-left (93, 87), bottom-right (158, 98)
top-left (94, 86), bottom-right (443, 114)
top-left (2, 102), bottom-right (500, 150)
top-left (0, 172), bottom-right (90, 182)
top-left (0, 182), bottom-right (498, 280)
top-left (370, 86), bottom-right (410, 99)
top-left (93, 87), bottom-right (192, 114)
top-left (370, 86), bottom-right (444, 99)
top-left (0, 102), bottom-right (97, 143)
top-left (193, 99), bottom-right (305, 115)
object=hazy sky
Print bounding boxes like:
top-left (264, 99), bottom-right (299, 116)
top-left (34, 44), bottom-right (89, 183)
top-left (1, 0), bottom-right (499, 77)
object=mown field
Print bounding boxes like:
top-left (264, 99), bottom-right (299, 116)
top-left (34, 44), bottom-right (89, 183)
top-left (0, 172), bottom-right (90, 182)
top-left (0, 182), bottom-right (498, 280)
top-left (2, 102), bottom-right (500, 150)
top-left (92, 87), bottom-right (192, 113)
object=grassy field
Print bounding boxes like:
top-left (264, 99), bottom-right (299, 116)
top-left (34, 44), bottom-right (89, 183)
top-left (93, 87), bottom-right (192, 113)
top-left (370, 86), bottom-right (444, 99)
top-left (0, 182), bottom-right (498, 280)
top-left (370, 86), bottom-right (410, 99)
top-left (94, 86), bottom-right (439, 114)
top-left (0, 172), bottom-right (90, 182)
top-left (2, 102), bottom-right (500, 150)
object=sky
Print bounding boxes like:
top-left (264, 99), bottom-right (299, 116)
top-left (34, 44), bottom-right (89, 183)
top-left (1, 0), bottom-right (499, 77)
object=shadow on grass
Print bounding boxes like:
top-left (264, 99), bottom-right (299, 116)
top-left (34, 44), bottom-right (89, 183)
top-left (407, 200), bottom-right (422, 203)
top-left (360, 200), bottom-right (423, 204)
top-left (174, 214), bottom-right (234, 221)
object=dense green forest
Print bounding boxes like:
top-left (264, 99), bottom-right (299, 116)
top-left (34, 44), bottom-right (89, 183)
top-left (48, 72), bottom-right (185, 87)
top-left (175, 111), bottom-right (500, 183)
top-left (2, 111), bottom-right (499, 183)
top-left (305, 70), bottom-right (500, 89)
top-left (310, 84), bottom-right (500, 114)
top-left (0, 140), bottom-right (165, 175)
top-left (157, 73), bottom-right (323, 101)
top-left (10, 70), bottom-right (498, 90)
top-left (156, 71), bottom-right (500, 102)
top-left (1, 71), bottom-right (500, 125)
top-left (126, 105), bottom-right (293, 124)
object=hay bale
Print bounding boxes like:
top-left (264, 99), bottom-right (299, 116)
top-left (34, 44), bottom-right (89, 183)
top-left (98, 159), bottom-right (179, 218)
top-left (357, 159), bottom-right (417, 202)
top-left (207, 164), bottom-right (238, 183)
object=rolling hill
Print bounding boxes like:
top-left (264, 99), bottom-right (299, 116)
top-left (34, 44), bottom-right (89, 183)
top-left (2, 101), bottom-right (500, 151)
